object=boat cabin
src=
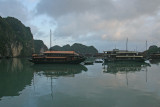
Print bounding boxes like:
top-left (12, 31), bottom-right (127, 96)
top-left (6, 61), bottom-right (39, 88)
top-left (43, 51), bottom-right (79, 57)
top-left (103, 49), bottom-right (144, 62)
top-left (150, 53), bottom-right (160, 59)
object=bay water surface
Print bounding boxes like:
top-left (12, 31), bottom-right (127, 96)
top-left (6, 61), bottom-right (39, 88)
top-left (0, 58), bottom-right (160, 107)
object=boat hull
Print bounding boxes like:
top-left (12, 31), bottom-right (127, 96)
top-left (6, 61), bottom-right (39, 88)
top-left (103, 58), bottom-right (145, 62)
top-left (29, 58), bottom-right (85, 64)
top-left (84, 61), bottom-right (94, 65)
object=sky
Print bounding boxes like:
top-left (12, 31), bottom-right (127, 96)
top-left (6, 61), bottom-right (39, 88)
top-left (0, 0), bottom-right (160, 52)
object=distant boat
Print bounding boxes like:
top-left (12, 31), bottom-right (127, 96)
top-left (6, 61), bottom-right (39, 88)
top-left (103, 38), bottom-right (145, 62)
top-left (95, 59), bottom-right (103, 63)
top-left (149, 53), bottom-right (160, 60)
top-left (29, 51), bottom-right (86, 64)
top-left (84, 61), bottom-right (94, 65)
top-left (103, 49), bottom-right (145, 62)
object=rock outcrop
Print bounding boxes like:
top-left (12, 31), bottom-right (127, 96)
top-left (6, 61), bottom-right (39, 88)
top-left (50, 43), bottom-right (98, 54)
top-left (34, 40), bottom-right (48, 53)
top-left (0, 16), bottom-right (34, 57)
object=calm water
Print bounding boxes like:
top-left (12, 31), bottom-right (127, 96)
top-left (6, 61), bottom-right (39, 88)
top-left (0, 58), bottom-right (160, 107)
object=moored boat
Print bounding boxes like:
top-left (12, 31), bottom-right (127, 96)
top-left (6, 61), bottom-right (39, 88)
top-left (150, 53), bottom-right (160, 60)
top-left (29, 51), bottom-right (86, 64)
top-left (95, 59), bottom-right (103, 63)
top-left (84, 61), bottom-right (94, 65)
top-left (103, 49), bottom-right (145, 62)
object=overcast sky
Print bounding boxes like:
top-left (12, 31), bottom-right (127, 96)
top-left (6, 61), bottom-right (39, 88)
top-left (0, 0), bottom-right (160, 52)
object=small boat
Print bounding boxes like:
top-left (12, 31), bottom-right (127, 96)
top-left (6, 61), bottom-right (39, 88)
top-left (84, 61), bottom-right (94, 65)
top-left (95, 59), bottom-right (103, 63)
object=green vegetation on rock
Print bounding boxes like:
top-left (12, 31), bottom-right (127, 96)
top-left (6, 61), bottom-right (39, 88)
top-left (34, 40), bottom-right (48, 53)
top-left (50, 43), bottom-right (98, 54)
top-left (147, 45), bottom-right (160, 54)
top-left (0, 16), bottom-right (34, 57)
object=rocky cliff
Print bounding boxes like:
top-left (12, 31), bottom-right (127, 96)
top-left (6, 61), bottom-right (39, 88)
top-left (0, 16), bottom-right (34, 57)
top-left (50, 43), bottom-right (98, 54)
top-left (34, 40), bottom-right (48, 53)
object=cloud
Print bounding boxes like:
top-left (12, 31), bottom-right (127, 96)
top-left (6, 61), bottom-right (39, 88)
top-left (36, 0), bottom-right (160, 19)
top-left (0, 0), bottom-right (46, 39)
top-left (35, 0), bottom-right (160, 44)
top-left (1, 0), bottom-right (160, 51)
top-left (0, 0), bottom-right (30, 23)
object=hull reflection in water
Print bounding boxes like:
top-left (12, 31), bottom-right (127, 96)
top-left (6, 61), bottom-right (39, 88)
top-left (103, 62), bottom-right (150, 74)
top-left (32, 64), bottom-right (88, 77)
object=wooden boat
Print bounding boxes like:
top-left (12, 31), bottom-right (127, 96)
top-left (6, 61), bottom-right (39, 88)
top-left (103, 49), bottom-right (145, 62)
top-left (29, 51), bottom-right (86, 64)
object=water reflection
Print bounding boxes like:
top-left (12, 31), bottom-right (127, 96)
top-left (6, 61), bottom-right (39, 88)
top-left (1, 59), bottom-right (160, 107)
top-left (149, 59), bottom-right (160, 64)
top-left (0, 58), bottom-right (33, 100)
top-left (103, 62), bottom-right (150, 74)
top-left (31, 64), bottom-right (88, 101)
top-left (32, 64), bottom-right (88, 77)
top-left (103, 62), bottom-right (151, 86)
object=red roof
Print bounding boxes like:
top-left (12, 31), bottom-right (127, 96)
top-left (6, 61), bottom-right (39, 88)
top-left (43, 51), bottom-right (77, 54)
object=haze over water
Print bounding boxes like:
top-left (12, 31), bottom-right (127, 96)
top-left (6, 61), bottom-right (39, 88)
top-left (0, 58), bottom-right (160, 107)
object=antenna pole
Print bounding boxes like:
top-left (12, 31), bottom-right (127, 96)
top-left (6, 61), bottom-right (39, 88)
top-left (50, 29), bottom-right (52, 51)
top-left (146, 40), bottom-right (148, 51)
top-left (136, 46), bottom-right (137, 52)
top-left (126, 38), bottom-right (128, 51)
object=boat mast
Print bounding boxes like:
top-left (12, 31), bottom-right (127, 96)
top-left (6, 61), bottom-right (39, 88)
top-left (50, 29), bottom-right (52, 51)
top-left (146, 40), bottom-right (148, 51)
top-left (126, 38), bottom-right (128, 51)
